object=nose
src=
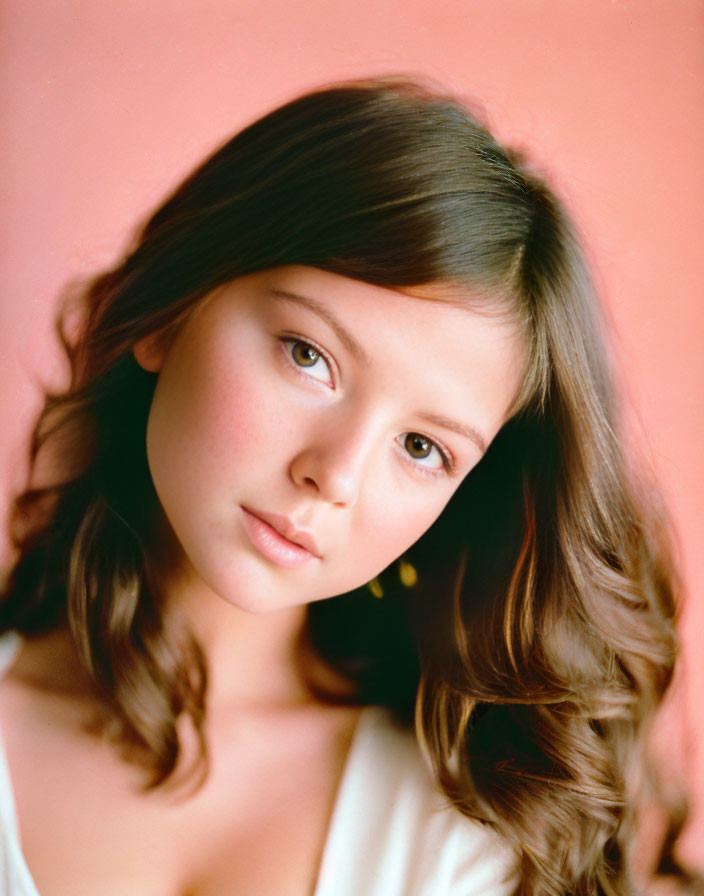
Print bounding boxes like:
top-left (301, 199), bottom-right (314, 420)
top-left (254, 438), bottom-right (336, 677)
top-left (288, 417), bottom-right (373, 507)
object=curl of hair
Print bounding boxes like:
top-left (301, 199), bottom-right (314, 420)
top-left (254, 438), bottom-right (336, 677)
top-left (0, 79), bottom-right (693, 891)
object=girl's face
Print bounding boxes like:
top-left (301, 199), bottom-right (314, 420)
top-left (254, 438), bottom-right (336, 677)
top-left (136, 266), bottom-right (525, 613)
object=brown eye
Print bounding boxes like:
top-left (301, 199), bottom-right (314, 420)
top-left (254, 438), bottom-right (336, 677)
top-left (404, 433), bottom-right (431, 458)
top-left (283, 338), bottom-right (333, 385)
top-left (291, 341), bottom-right (320, 367)
top-left (398, 432), bottom-right (449, 472)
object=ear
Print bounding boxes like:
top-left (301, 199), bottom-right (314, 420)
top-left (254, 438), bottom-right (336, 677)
top-left (133, 331), bottom-right (168, 373)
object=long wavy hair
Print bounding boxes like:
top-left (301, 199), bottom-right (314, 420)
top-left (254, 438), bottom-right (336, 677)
top-left (0, 79), bottom-right (691, 894)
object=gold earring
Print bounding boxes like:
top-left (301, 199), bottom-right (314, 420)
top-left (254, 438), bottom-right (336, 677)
top-left (367, 577), bottom-right (384, 599)
top-left (398, 558), bottom-right (418, 588)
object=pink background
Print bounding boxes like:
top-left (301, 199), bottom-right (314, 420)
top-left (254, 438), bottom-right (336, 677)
top-left (1, 0), bottom-right (702, 864)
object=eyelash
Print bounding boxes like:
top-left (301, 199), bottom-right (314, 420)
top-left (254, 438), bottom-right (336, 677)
top-left (279, 335), bottom-right (456, 478)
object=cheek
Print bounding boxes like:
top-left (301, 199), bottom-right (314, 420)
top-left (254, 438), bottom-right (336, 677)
top-left (357, 489), bottom-right (452, 575)
top-left (159, 346), bottom-right (280, 466)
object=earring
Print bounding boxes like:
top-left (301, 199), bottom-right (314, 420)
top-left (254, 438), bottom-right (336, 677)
top-left (398, 558), bottom-right (417, 588)
top-left (367, 577), bottom-right (384, 599)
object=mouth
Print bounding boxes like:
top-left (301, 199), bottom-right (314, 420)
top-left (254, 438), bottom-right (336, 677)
top-left (240, 506), bottom-right (321, 569)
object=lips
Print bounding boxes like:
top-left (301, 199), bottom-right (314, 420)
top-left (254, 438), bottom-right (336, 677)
top-left (240, 506), bottom-right (321, 569)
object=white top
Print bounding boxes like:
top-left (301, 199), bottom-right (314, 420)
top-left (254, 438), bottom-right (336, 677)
top-left (0, 633), bottom-right (517, 895)
top-left (0, 632), bottom-right (38, 896)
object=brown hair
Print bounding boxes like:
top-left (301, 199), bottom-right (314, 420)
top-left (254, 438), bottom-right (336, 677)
top-left (0, 79), bottom-right (692, 893)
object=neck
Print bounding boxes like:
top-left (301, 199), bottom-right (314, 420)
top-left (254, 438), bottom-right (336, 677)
top-left (163, 573), bottom-right (315, 710)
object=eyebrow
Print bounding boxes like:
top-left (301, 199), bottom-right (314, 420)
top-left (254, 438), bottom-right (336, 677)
top-left (267, 288), bottom-right (370, 364)
top-left (416, 412), bottom-right (488, 454)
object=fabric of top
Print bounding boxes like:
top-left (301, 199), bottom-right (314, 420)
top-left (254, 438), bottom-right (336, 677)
top-left (0, 632), bottom-right (516, 895)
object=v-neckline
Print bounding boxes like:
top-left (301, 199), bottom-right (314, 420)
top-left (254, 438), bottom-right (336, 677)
top-left (0, 633), bottom-right (384, 896)
top-left (312, 704), bottom-right (388, 896)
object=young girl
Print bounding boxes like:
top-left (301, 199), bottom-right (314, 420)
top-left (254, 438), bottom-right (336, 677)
top-left (0, 79), bottom-right (687, 895)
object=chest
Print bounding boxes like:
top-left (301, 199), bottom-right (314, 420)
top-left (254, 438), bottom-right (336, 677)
top-left (0, 688), bottom-right (359, 896)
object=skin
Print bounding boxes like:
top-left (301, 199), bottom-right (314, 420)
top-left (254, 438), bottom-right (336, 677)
top-left (0, 266), bottom-right (526, 895)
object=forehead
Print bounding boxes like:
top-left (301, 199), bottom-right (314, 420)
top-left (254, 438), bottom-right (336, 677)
top-left (259, 265), bottom-right (520, 321)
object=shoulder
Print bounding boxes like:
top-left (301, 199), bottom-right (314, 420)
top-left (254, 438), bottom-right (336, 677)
top-left (316, 706), bottom-right (517, 896)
